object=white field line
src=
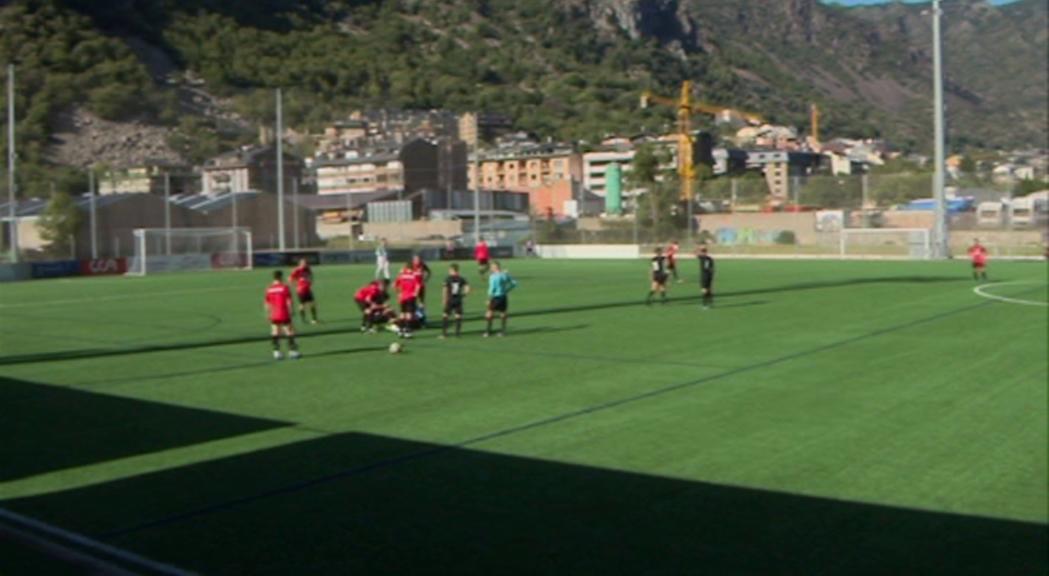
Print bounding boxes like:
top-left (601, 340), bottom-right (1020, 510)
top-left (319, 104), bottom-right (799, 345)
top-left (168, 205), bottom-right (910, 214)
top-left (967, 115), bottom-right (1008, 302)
top-left (0, 507), bottom-right (197, 575)
top-left (0, 285), bottom-right (245, 309)
top-left (973, 281), bottom-right (1049, 307)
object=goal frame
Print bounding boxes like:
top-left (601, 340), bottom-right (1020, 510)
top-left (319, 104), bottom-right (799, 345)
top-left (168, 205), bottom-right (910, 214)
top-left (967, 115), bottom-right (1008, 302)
top-left (127, 227), bottom-right (253, 276)
top-left (839, 227), bottom-right (931, 260)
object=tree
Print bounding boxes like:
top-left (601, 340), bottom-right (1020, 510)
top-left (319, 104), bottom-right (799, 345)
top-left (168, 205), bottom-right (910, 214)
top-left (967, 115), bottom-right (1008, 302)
top-left (36, 190), bottom-right (81, 257)
top-left (628, 144), bottom-right (681, 237)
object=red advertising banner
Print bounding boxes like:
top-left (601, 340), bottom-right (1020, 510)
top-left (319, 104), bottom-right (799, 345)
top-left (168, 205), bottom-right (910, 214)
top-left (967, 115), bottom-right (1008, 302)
top-left (79, 258), bottom-right (127, 276)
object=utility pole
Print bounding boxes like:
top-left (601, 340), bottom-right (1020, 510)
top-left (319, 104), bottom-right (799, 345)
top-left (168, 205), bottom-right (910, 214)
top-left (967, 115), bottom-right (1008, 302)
top-left (275, 88), bottom-right (286, 252)
top-left (932, 0), bottom-right (949, 258)
top-left (7, 64), bottom-right (16, 262)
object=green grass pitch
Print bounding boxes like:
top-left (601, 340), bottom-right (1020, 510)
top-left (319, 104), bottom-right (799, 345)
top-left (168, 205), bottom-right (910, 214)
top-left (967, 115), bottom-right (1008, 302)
top-left (1, 258), bottom-right (1046, 575)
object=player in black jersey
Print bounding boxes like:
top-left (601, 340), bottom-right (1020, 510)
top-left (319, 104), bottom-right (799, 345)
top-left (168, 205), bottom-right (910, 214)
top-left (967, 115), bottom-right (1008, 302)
top-left (646, 247), bottom-right (669, 305)
top-left (440, 263), bottom-right (470, 338)
top-left (697, 244), bottom-right (715, 309)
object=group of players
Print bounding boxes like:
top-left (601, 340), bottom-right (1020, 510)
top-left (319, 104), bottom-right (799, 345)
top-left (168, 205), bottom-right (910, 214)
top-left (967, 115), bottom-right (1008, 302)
top-left (647, 240), bottom-right (716, 309)
top-left (263, 240), bottom-right (518, 359)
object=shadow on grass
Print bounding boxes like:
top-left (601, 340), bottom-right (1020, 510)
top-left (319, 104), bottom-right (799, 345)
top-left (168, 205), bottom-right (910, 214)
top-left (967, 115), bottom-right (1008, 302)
top-left (0, 275), bottom-right (967, 367)
top-left (0, 377), bottom-right (290, 482)
top-left (3, 431), bottom-right (1045, 575)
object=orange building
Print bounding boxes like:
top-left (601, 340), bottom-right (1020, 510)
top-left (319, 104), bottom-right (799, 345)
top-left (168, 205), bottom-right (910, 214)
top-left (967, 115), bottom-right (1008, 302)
top-left (468, 145), bottom-right (582, 193)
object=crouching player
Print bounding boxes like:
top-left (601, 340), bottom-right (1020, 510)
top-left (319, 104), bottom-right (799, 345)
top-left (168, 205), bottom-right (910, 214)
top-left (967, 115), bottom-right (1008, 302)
top-left (440, 263), bottom-right (470, 339)
top-left (264, 270), bottom-right (300, 359)
top-left (354, 280), bottom-right (384, 332)
top-left (484, 261), bottom-right (517, 337)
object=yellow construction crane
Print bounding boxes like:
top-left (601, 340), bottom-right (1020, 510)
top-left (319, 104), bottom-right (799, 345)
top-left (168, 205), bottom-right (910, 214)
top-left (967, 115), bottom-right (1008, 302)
top-left (810, 103), bottom-right (821, 149)
top-left (640, 80), bottom-right (763, 201)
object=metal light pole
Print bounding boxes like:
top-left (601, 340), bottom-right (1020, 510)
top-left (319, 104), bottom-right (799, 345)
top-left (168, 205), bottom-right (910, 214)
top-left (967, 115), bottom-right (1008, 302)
top-left (931, 0), bottom-right (949, 258)
top-left (163, 172), bottom-right (171, 255)
top-left (472, 144), bottom-right (481, 244)
top-left (275, 88), bottom-right (286, 251)
top-left (7, 64), bottom-right (16, 262)
top-left (292, 177), bottom-right (300, 249)
top-left (88, 168), bottom-right (97, 259)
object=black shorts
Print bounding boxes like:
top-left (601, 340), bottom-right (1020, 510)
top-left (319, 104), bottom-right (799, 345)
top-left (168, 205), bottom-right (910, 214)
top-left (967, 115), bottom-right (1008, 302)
top-left (668, 259), bottom-right (677, 270)
top-left (356, 300), bottom-right (370, 312)
top-left (400, 299), bottom-right (417, 314)
top-left (298, 290), bottom-right (314, 303)
top-left (489, 296), bottom-right (508, 312)
top-left (444, 299), bottom-right (464, 315)
top-left (652, 272), bottom-right (668, 285)
top-left (418, 284), bottom-right (427, 301)
top-left (701, 274), bottom-right (714, 289)
top-left (478, 258), bottom-right (489, 267)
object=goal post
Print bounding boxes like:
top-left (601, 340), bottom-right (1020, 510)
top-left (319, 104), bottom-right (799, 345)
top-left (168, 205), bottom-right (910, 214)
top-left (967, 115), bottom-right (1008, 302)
top-left (839, 228), bottom-right (931, 260)
top-left (127, 228), bottom-right (253, 275)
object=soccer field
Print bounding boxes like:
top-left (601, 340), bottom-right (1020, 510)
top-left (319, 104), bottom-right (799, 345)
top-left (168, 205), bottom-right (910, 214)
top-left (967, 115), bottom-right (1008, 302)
top-left (1, 258), bottom-right (1046, 575)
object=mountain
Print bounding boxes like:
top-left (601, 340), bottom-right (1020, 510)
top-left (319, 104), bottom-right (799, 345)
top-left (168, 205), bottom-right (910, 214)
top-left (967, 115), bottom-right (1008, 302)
top-left (0, 0), bottom-right (1045, 197)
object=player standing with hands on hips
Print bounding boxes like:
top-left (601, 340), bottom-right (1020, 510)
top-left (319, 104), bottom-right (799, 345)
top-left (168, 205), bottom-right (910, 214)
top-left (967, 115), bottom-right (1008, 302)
top-left (484, 261), bottom-right (517, 338)
top-left (697, 245), bottom-right (715, 309)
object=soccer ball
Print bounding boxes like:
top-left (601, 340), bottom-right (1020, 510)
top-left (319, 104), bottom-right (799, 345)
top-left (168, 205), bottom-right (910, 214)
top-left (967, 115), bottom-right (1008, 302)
top-left (388, 342), bottom-right (403, 354)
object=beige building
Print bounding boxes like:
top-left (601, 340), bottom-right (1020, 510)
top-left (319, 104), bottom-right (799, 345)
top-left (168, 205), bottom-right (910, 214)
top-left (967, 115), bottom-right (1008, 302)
top-left (468, 145), bottom-right (581, 193)
top-left (99, 164), bottom-right (194, 195)
top-left (459, 112), bottom-right (513, 147)
top-left (201, 145), bottom-right (304, 196)
top-left (314, 153), bottom-right (404, 195)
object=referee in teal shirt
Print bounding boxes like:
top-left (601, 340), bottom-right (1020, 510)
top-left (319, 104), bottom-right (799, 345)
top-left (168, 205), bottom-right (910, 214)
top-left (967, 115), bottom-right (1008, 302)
top-left (485, 261), bottom-right (518, 337)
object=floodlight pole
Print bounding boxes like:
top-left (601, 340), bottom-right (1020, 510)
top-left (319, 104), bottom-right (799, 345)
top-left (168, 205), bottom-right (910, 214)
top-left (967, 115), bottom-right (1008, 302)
top-left (932, 0), bottom-right (949, 258)
top-left (276, 88), bottom-right (286, 252)
top-left (7, 64), bottom-right (16, 262)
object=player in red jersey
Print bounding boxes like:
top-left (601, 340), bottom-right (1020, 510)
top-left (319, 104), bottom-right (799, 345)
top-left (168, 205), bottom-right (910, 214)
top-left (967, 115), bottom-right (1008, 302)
top-left (474, 239), bottom-right (490, 277)
top-left (354, 280), bottom-right (384, 332)
top-left (968, 238), bottom-right (989, 281)
top-left (289, 258), bottom-right (319, 324)
top-left (411, 254), bottom-right (432, 319)
top-left (666, 240), bottom-right (682, 283)
top-left (394, 264), bottom-right (421, 338)
top-left (264, 270), bottom-right (300, 360)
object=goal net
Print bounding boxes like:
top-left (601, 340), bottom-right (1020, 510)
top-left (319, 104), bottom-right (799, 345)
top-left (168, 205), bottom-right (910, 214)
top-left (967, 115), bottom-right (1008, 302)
top-left (839, 228), bottom-right (931, 260)
top-left (127, 228), bottom-right (253, 275)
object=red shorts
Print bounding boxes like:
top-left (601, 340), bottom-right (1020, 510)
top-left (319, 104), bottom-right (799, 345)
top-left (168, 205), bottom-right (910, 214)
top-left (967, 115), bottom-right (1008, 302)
top-left (270, 317), bottom-right (291, 326)
top-left (477, 258), bottom-right (489, 266)
top-left (972, 260), bottom-right (986, 268)
top-left (297, 289), bottom-right (314, 303)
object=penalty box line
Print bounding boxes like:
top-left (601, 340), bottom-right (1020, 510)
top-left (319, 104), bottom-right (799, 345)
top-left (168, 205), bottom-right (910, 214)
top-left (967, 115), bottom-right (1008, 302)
top-left (99, 296), bottom-right (998, 541)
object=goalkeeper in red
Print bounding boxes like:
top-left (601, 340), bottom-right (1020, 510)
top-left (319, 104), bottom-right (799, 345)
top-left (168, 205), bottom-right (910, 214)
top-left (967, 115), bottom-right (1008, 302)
top-left (968, 238), bottom-right (989, 281)
top-left (289, 258), bottom-right (319, 324)
top-left (264, 270), bottom-right (300, 360)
